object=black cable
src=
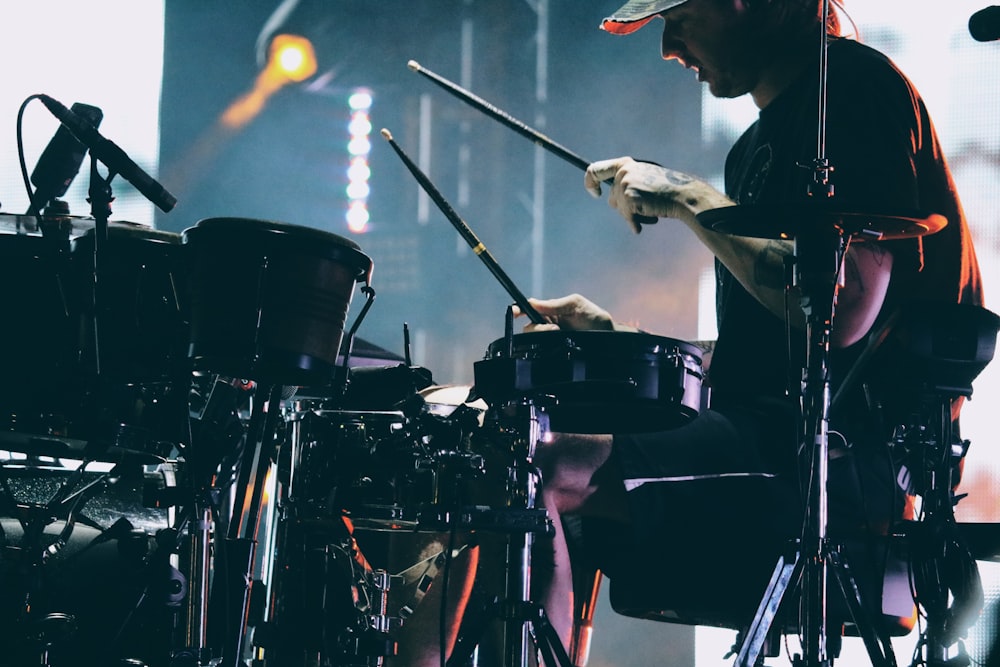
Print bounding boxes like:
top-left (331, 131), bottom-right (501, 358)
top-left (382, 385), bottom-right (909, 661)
top-left (16, 94), bottom-right (46, 220)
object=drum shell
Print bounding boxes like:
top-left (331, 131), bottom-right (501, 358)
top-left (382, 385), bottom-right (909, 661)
top-left (473, 330), bottom-right (704, 433)
top-left (183, 218), bottom-right (372, 387)
top-left (70, 224), bottom-right (190, 383)
top-left (2, 227), bottom-right (189, 458)
top-left (283, 405), bottom-right (428, 525)
top-left (0, 233), bottom-right (74, 417)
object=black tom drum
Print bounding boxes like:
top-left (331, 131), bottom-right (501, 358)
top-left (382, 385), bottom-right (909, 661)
top-left (473, 330), bottom-right (704, 433)
top-left (70, 223), bottom-right (189, 383)
top-left (183, 218), bottom-right (373, 387)
top-left (0, 232), bottom-right (74, 429)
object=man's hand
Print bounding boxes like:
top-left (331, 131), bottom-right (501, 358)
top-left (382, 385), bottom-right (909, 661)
top-left (585, 157), bottom-right (725, 233)
top-left (513, 294), bottom-right (637, 332)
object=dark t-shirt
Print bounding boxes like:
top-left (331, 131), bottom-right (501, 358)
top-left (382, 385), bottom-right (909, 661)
top-left (711, 37), bottom-right (983, 434)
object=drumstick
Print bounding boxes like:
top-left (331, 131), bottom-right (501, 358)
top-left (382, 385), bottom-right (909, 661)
top-left (381, 128), bottom-right (546, 325)
top-left (408, 59), bottom-right (589, 172)
top-left (407, 59), bottom-right (656, 228)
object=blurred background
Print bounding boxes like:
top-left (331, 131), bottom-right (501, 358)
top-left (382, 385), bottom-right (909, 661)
top-left (0, 1), bottom-right (998, 665)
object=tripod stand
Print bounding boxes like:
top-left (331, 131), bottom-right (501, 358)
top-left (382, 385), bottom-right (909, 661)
top-left (715, 222), bottom-right (900, 667)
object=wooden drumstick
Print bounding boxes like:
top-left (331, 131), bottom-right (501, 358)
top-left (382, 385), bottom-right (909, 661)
top-left (407, 59), bottom-right (657, 229)
top-left (381, 128), bottom-right (546, 325)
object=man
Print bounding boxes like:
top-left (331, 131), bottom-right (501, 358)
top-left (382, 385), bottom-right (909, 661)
top-left (522, 0), bottom-right (984, 654)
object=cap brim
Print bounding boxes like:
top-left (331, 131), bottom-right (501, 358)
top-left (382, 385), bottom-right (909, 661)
top-left (600, 0), bottom-right (687, 34)
top-left (601, 14), bottom-right (660, 35)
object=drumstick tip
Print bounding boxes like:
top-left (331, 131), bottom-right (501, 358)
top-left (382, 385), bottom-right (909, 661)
top-left (407, 59), bottom-right (420, 72)
top-left (380, 128), bottom-right (393, 141)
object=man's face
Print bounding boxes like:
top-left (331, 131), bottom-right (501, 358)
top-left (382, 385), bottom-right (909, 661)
top-left (658, 0), bottom-right (765, 99)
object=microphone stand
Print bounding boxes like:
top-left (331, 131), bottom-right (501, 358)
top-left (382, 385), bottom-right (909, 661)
top-left (86, 156), bottom-right (112, 380)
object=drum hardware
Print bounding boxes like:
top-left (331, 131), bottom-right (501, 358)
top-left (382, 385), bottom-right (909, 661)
top-left (850, 303), bottom-right (999, 667)
top-left (251, 508), bottom-right (406, 666)
top-left (0, 456), bottom-right (180, 666)
top-left (180, 219), bottom-right (376, 667)
top-left (443, 398), bottom-right (570, 667)
top-left (711, 215), bottom-right (916, 665)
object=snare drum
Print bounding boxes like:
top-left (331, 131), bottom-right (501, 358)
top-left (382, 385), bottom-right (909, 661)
top-left (473, 330), bottom-right (704, 433)
top-left (183, 218), bottom-right (373, 387)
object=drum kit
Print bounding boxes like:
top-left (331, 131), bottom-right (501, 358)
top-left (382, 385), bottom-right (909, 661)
top-left (5, 4), bottom-right (1000, 665)
top-left (0, 187), bottom-right (710, 667)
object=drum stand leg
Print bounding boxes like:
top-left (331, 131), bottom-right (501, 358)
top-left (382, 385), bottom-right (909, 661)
top-left (215, 384), bottom-right (284, 667)
top-left (734, 229), bottom-right (896, 667)
top-left (447, 401), bottom-right (573, 667)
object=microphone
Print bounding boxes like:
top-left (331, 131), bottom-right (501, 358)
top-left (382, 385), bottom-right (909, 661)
top-left (37, 94), bottom-right (177, 212)
top-left (969, 6), bottom-right (1000, 42)
top-left (27, 102), bottom-right (103, 216)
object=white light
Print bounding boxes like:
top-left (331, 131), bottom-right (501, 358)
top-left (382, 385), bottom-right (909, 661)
top-left (346, 181), bottom-right (370, 199)
top-left (348, 90), bottom-right (373, 110)
top-left (348, 158), bottom-right (371, 181)
top-left (346, 202), bottom-right (370, 232)
top-left (348, 136), bottom-right (371, 156)
top-left (349, 112), bottom-right (372, 136)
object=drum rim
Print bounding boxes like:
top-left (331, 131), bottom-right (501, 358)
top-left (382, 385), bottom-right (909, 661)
top-left (485, 329), bottom-right (704, 361)
top-left (181, 216), bottom-right (373, 281)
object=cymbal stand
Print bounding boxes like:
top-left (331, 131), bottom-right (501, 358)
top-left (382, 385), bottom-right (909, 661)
top-left (734, 224), bottom-right (897, 667)
top-left (85, 155), bottom-right (112, 383)
top-left (732, 0), bottom-right (899, 663)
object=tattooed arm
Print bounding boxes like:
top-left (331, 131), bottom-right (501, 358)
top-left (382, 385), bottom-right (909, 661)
top-left (584, 156), bottom-right (893, 347)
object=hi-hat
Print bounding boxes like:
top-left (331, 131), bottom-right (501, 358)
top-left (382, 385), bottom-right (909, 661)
top-left (697, 203), bottom-right (947, 241)
top-left (0, 213), bottom-right (155, 238)
top-left (0, 212), bottom-right (98, 237)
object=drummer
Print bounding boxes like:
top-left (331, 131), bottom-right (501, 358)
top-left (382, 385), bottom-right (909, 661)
top-left (519, 0), bottom-right (984, 648)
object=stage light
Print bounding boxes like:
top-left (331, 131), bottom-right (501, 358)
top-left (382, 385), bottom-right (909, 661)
top-left (346, 201), bottom-right (369, 233)
top-left (344, 93), bottom-right (374, 234)
top-left (347, 158), bottom-right (371, 182)
top-left (348, 91), bottom-right (373, 111)
top-left (269, 34), bottom-right (317, 83)
top-left (220, 33), bottom-right (317, 130)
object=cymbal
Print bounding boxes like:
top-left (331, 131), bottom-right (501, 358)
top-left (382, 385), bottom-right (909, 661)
top-left (697, 203), bottom-right (947, 241)
top-left (0, 213), bottom-right (160, 240)
top-left (0, 212), bottom-right (98, 237)
top-left (0, 431), bottom-right (167, 466)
